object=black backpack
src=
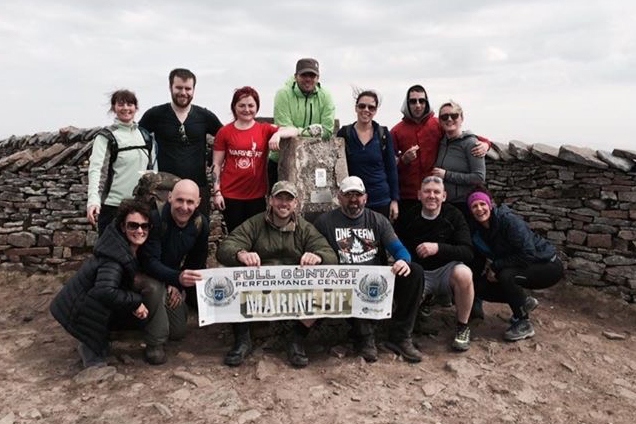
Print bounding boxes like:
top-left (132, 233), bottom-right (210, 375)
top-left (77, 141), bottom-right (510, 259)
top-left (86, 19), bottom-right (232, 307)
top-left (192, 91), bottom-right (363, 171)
top-left (132, 171), bottom-right (204, 237)
top-left (343, 123), bottom-right (388, 154)
top-left (97, 127), bottom-right (154, 203)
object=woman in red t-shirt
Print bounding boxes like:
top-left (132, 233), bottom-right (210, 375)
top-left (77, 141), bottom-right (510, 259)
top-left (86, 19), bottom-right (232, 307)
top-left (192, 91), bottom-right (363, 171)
top-left (212, 86), bottom-right (298, 232)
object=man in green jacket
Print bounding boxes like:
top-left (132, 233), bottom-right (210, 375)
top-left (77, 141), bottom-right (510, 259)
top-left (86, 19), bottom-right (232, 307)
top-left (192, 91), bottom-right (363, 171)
top-left (216, 181), bottom-right (338, 368)
top-left (269, 58), bottom-right (336, 185)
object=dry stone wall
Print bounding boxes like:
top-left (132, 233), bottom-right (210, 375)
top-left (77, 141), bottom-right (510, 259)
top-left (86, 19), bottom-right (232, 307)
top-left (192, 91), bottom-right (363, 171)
top-left (0, 129), bottom-right (635, 301)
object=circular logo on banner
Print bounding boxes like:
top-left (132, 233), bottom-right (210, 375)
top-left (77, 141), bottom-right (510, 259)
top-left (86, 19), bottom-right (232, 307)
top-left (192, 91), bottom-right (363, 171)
top-left (356, 274), bottom-right (389, 303)
top-left (203, 277), bottom-right (235, 307)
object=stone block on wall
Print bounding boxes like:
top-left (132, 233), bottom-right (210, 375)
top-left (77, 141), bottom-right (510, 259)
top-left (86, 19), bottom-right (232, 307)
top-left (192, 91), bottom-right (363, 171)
top-left (7, 232), bottom-right (36, 248)
top-left (568, 257), bottom-right (606, 274)
top-left (567, 230), bottom-right (587, 245)
top-left (603, 255), bottom-right (636, 266)
top-left (587, 234), bottom-right (612, 249)
top-left (52, 231), bottom-right (86, 248)
top-left (568, 269), bottom-right (606, 287)
top-left (5, 247), bottom-right (50, 256)
top-left (617, 192), bottom-right (636, 202)
top-left (617, 230), bottom-right (636, 241)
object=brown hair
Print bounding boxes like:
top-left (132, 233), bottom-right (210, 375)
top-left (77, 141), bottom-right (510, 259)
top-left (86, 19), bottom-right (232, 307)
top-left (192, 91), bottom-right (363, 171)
top-left (169, 68), bottom-right (197, 87)
top-left (109, 89), bottom-right (138, 112)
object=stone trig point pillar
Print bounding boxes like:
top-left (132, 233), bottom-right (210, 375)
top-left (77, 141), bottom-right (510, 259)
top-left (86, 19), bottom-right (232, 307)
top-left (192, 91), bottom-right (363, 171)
top-left (278, 136), bottom-right (348, 221)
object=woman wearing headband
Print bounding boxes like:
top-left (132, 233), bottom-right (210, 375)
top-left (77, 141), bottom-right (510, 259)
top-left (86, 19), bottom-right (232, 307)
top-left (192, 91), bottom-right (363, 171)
top-left (467, 188), bottom-right (564, 341)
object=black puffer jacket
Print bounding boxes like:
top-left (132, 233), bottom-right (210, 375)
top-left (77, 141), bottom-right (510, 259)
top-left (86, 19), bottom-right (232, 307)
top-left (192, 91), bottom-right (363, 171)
top-left (471, 205), bottom-right (557, 272)
top-left (50, 222), bottom-right (143, 354)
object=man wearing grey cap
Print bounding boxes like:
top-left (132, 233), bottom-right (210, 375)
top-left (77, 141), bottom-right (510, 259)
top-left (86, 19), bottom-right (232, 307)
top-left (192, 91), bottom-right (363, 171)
top-left (216, 181), bottom-right (337, 368)
top-left (269, 58), bottom-right (336, 185)
top-left (313, 176), bottom-right (425, 363)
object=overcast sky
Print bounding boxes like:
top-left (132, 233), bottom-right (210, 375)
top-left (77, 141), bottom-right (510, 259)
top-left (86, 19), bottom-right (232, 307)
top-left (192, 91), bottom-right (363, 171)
top-left (1, 0), bottom-right (634, 151)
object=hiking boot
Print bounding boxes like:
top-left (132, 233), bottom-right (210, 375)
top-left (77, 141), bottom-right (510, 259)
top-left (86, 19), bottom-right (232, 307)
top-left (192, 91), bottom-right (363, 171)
top-left (144, 345), bottom-right (167, 365)
top-left (504, 319), bottom-right (535, 342)
top-left (286, 338), bottom-right (309, 368)
top-left (451, 326), bottom-right (471, 352)
top-left (385, 338), bottom-right (422, 363)
top-left (224, 338), bottom-right (252, 366)
top-left (355, 335), bottom-right (378, 363)
top-left (77, 343), bottom-right (107, 368)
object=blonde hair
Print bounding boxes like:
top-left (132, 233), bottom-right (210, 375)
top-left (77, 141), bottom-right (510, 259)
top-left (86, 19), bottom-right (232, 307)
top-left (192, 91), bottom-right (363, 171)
top-left (439, 100), bottom-right (463, 118)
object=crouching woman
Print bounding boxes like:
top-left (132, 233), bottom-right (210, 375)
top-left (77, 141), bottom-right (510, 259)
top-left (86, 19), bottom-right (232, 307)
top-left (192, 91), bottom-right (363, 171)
top-left (50, 199), bottom-right (152, 367)
top-left (467, 188), bottom-right (564, 342)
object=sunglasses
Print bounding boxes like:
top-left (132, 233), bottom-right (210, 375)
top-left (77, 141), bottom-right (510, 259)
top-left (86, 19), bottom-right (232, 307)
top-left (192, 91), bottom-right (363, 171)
top-left (408, 98), bottom-right (427, 105)
top-left (356, 103), bottom-right (377, 112)
top-left (422, 176), bottom-right (443, 184)
top-left (178, 124), bottom-right (189, 143)
top-left (342, 191), bottom-right (365, 198)
top-left (125, 221), bottom-right (151, 231)
top-left (439, 113), bottom-right (460, 121)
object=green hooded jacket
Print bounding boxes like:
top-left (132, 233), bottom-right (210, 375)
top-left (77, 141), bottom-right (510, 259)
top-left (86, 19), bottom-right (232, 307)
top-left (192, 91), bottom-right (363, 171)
top-left (270, 76), bottom-right (336, 162)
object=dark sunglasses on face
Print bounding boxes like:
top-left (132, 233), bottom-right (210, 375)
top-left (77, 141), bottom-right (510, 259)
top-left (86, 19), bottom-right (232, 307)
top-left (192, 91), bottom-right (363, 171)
top-left (439, 113), bottom-right (460, 121)
top-left (408, 98), bottom-right (427, 105)
top-left (125, 221), bottom-right (151, 231)
top-left (343, 191), bottom-right (365, 199)
top-left (356, 103), bottom-right (377, 112)
top-left (178, 124), bottom-right (189, 143)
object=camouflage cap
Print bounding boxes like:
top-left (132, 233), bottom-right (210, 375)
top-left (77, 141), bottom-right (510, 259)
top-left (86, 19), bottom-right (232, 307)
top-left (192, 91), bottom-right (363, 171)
top-left (271, 180), bottom-right (298, 198)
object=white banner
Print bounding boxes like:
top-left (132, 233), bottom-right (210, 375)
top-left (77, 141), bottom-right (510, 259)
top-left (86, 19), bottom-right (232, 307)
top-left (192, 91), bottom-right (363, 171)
top-left (195, 265), bottom-right (395, 326)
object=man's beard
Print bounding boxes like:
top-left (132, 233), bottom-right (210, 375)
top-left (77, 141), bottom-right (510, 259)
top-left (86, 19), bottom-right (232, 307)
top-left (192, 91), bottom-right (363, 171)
top-left (172, 93), bottom-right (192, 108)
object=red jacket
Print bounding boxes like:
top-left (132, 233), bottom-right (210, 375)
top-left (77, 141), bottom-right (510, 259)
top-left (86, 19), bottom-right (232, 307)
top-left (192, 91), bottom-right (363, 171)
top-left (391, 113), bottom-right (442, 201)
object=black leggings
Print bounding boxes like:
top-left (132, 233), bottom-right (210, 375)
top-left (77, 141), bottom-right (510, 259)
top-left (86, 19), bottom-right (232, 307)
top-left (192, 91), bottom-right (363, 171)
top-left (475, 258), bottom-right (564, 319)
top-left (222, 197), bottom-right (266, 234)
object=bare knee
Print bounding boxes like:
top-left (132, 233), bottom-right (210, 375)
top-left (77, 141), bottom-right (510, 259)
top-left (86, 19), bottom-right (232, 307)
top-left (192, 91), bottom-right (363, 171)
top-left (450, 265), bottom-right (473, 291)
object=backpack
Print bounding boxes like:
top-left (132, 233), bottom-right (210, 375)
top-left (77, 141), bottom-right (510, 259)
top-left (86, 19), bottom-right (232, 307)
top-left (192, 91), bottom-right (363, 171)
top-left (98, 127), bottom-right (155, 203)
top-left (132, 171), bottom-right (204, 237)
top-left (343, 123), bottom-right (388, 154)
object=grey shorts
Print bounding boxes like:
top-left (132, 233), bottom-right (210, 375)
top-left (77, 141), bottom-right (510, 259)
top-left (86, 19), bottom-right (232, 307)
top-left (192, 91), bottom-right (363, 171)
top-left (423, 261), bottom-right (463, 298)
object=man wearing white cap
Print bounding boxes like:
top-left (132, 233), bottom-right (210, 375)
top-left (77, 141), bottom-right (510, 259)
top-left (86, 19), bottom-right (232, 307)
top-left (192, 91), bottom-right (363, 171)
top-left (313, 176), bottom-right (424, 363)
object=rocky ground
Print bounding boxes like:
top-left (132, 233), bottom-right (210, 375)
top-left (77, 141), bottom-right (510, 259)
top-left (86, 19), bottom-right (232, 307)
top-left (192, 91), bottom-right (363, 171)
top-left (0, 271), bottom-right (635, 424)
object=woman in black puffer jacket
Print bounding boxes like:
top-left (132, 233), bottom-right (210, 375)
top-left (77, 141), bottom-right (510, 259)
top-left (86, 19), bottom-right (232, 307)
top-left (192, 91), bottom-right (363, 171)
top-left (50, 199), bottom-right (151, 367)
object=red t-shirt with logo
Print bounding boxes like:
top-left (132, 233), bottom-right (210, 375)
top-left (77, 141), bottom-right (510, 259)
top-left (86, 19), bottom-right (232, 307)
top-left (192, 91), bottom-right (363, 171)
top-left (214, 122), bottom-right (278, 199)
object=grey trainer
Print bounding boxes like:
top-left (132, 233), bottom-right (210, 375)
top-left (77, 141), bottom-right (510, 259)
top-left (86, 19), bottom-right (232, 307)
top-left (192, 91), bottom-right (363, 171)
top-left (504, 319), bottom-right (535, 341)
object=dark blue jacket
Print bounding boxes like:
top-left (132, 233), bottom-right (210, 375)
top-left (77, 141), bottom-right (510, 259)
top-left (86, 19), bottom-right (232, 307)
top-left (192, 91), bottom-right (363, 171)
top-left (338, 121), bottom-right (399, 208)
top-left (471, 205), bottom-right (556, 271)
top-left (138, 202), bottom-right (210, 289)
